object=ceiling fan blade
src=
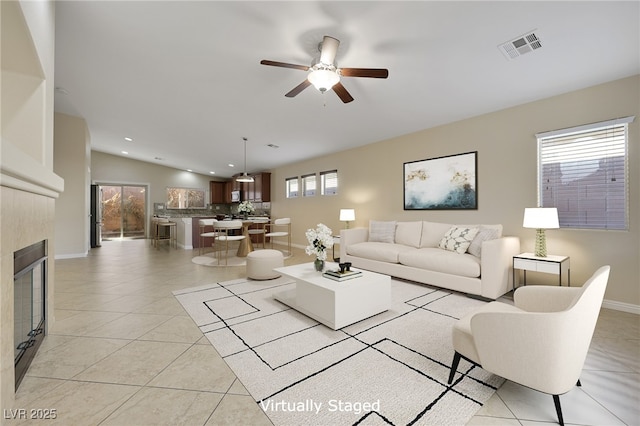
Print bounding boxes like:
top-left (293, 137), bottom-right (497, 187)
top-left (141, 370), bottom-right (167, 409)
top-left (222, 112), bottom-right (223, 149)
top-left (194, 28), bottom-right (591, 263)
top-left (332, 82), bottom-right (354, 103)
top-left (260, 60), bottom-right (309, 71)
top-left (319, 36), bottom-right (340, 65)
top-left (339, 68), bottom-right (389, 78)
top-left (285, 80), bottom-right (312, 98)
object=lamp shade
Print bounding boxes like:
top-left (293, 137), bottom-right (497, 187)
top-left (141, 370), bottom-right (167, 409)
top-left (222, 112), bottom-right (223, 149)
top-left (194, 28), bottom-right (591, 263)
top-left (523, 208), bottom-right (559, 229)
top-left (339, 209), bottom-right (355, 222)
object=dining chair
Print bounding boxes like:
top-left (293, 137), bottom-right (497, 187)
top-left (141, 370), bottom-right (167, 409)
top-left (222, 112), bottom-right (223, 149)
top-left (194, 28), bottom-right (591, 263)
top-left (264, 218), bottom-right (291, 257)
top-left (213, 220), bottom-right (245, 265)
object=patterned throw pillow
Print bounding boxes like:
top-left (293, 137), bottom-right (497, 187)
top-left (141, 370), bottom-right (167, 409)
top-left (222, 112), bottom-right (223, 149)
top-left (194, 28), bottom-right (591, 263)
top-left (467, 227), bottom-right (500, 258)
top-left (369, 220), bottom-right (397, 243)
top-left (438, 226), bottom-right (479, 254)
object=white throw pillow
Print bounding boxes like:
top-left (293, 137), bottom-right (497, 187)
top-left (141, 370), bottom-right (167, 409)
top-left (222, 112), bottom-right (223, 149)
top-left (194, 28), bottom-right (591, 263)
top-left (438, 226), bottom-right (479, 254)
top-left (368, 220), bottom-right (397, 243)
top-left (467, 227), bottom-right (501, 258)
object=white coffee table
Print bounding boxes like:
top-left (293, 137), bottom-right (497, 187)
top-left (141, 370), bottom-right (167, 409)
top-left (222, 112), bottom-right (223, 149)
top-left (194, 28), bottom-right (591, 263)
top-left (273, 262), bottom-right (391, 330)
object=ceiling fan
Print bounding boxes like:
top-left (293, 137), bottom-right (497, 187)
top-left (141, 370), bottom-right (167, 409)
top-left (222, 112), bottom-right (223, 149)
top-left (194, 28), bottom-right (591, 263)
top-left (260, 35), bottom-right (388, 103)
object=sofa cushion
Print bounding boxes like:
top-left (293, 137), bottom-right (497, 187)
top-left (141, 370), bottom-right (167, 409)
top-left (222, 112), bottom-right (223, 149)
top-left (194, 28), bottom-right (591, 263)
top-left (395, 221), bottom-right (423, 248)
top-left (369, 221), bottom-right (397, 243)
top-left (420, 221), bottom-right (453, 248)
top-left (399, 248), bottom-right (481, 278)
top-left (347, 242), bottom-right (415, 263)
top-left (439, 226), bottom-right (479, 254)
top-left (467, 226), bottom-right (501, 258)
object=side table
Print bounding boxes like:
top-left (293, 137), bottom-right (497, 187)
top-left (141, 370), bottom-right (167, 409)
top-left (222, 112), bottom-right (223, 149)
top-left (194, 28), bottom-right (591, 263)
top-left (513, 253), bottom-right (570, 289)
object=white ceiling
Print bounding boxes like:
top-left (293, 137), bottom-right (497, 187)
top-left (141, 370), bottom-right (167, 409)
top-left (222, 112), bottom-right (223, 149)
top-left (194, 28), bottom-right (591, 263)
top-left (54, 1), bottom-right (640, 179)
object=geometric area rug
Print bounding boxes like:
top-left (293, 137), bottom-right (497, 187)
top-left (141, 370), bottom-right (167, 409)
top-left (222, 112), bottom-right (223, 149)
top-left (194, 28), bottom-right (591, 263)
top-left (173, 276), bottom-right (504, 425)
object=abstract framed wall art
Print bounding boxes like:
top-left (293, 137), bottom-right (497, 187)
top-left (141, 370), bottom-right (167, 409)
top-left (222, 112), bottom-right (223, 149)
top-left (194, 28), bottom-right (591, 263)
top-left (403, 151), bottom-right (477, 210)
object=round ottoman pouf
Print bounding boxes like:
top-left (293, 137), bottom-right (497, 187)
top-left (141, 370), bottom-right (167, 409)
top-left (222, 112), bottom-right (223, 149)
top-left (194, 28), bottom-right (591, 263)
top-left (246, 249), bottom-right (284, 280)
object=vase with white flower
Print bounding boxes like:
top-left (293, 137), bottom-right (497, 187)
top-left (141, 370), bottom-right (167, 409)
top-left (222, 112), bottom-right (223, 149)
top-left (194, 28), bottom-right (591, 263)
top-left (237, 201), bottom-right (255, 219)
top-left (305, 223), bottom-right (334, 272)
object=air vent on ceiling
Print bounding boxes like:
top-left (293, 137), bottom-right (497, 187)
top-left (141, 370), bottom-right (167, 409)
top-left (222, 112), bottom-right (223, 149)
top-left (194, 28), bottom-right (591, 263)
top-left (499, 31), bottom-right (542, 60)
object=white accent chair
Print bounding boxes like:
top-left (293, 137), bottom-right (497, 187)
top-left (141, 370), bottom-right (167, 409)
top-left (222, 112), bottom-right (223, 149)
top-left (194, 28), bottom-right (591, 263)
top-left (448, 265), bottom-right (610, 426)
top-left (213, 220), bottom-right (245, 265)
top-left (264, 218), bottom-right (291, 257)
top-left (198, 219), bottom-right (221, 255)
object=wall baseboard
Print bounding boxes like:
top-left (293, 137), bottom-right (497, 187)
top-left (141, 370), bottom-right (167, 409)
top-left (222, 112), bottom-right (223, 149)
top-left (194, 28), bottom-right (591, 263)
top-left (55, 252), bottom-right (88, 259)
top-left (602, 299), bottom-right (640, 315)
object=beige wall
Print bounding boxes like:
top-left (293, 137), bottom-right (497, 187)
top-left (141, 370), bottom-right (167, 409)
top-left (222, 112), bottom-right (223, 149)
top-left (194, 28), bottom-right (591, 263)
top-left (0, 0), bottom-right (61, 416)
top-left (54, 113), bottom-right (91, 257)
top-left (271, 75), bottom-right (640, 310)
top-left (91, 150), bottom-right (225, 219)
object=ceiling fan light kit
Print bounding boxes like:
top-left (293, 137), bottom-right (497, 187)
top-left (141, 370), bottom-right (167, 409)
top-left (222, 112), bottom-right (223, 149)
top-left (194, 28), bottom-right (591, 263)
top-left (307, 67), bottom-right (340, 92)
top-left (260, 35), bottom-right (388, 104)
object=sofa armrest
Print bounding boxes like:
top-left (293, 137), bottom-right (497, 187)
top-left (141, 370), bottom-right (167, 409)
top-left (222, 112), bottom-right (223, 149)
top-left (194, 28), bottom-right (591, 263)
top-left (480, 236), bottom-right (521, 299)
top-left (340, 227), bottom-right (368, 260)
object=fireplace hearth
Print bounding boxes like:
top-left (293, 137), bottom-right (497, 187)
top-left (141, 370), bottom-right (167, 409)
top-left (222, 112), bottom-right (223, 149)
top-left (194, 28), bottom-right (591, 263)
top-left (14, 240), bottom-right (47, 389)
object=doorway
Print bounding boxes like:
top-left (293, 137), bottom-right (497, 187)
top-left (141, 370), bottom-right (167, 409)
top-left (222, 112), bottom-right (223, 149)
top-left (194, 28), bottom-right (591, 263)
top-left (100, 185), bottom-right (147, 240)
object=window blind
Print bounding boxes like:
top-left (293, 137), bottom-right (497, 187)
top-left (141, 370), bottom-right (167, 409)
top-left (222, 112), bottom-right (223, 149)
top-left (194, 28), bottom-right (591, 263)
top-left (320, 170), bottom-right (338, 195)
top-left (285, 177), bottom-right (298, 198)
top-left (302, 174), bottom-right (316, 197)
top-left (536, 117), bottom-right (632, 230)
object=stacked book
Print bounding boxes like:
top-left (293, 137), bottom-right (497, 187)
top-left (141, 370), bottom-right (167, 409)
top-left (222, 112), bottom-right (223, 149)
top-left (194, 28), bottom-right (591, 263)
top-left (322, 269), bottom-right (362, 282)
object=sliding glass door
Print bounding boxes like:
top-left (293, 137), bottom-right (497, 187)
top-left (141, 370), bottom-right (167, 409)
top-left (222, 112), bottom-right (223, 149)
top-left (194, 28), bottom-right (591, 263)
top-left (100, 185), bottom-right (147, 239)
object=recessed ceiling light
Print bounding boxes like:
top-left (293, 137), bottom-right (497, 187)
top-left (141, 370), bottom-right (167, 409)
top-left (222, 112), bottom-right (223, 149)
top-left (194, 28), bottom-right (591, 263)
top-left (228, 164), bottom-right (235, 167)
top-left (209, 171), bottom-right (216, 174)
top-left (121, 151), bottom-right (128, 154)
top-left (124, 137), bottom-right (133, 142)
top-left (187, 169), bottom-right (193, 172)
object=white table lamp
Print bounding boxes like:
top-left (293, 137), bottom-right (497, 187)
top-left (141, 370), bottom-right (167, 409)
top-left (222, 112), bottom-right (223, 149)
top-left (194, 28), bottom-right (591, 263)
top-left (339, 209), bottom-right (355, 229)
top-left (523, 207), bottom-right (559, 257)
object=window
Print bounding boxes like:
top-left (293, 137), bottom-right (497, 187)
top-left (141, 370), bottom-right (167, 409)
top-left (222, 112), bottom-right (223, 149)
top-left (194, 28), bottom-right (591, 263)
top-left (320, 170), bottom-right (338, 195)
top-left (536, 116), bottom-right (633, 230)
top-left (285, 177), bottom-right (299, 198)
top-left (166, 187), bottom-right (205, 209)
top-left (302, 174), bottom-right (317, 197)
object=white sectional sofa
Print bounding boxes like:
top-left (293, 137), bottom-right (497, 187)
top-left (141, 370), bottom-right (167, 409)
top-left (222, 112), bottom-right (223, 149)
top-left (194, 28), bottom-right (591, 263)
top-left (339, 220), bottom-right (521, 300)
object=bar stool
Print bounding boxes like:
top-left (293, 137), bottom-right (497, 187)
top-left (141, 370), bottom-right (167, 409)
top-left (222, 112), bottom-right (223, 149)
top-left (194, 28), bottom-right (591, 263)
top-left (155, 219), bottom-right (177, 248)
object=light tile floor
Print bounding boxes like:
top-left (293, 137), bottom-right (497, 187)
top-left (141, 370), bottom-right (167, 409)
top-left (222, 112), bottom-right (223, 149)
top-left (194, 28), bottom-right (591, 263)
top-left (11, 239), bottom-right (639, 425)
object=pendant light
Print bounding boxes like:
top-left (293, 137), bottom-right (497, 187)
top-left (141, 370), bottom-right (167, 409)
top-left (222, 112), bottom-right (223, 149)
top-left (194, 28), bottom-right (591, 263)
top-left (236, 137), bottom-right (254, 183)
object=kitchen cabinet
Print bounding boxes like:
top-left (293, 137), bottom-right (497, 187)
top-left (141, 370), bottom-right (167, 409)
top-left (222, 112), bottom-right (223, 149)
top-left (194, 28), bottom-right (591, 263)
top-left (224, 181), bottom-right (236, 203)
top-left (210, 181), bottom-right (225, 204)
top-left (241, 172), bottom-right (271, 202)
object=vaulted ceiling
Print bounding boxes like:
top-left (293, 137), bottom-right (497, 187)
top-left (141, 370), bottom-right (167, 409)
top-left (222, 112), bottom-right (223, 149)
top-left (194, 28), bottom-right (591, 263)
top-left (54, 1), bottom-right (640, 178)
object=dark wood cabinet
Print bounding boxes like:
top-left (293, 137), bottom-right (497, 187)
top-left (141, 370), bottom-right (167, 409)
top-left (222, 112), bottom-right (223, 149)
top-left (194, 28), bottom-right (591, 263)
top-left (210, 181), bottom-right (225, 204)
top-left (224, 181), bottom-right (235, 203)
top-left (231, 172), bottom-right (271, 202)
top-left (253, 172), bottom-right (271, 202)
top-left (242, 173), bottom-right (271, 203)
